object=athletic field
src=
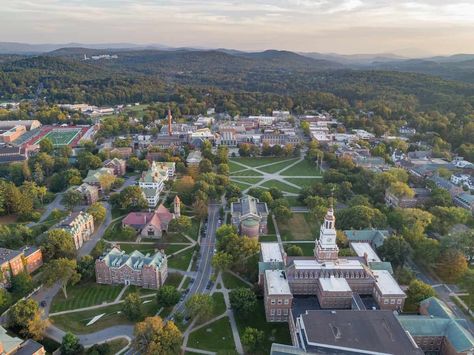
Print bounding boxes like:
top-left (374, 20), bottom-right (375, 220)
top-left (35, 128), bottom-right (82, 146)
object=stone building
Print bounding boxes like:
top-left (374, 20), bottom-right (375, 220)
top-left (122, 203), bottom-right (175, 238)
top-left (103, 157), bottom-right (126, 176)
top-left (95, 246), bottom-right (167, 289)
top-left (68, 183), bottom-right (99, 205)
top-left (56, 211), bottom-right (94, 250)
top-left (231, 196), bottom-right (268, 238)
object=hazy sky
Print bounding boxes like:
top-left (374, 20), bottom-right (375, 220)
top-left (1, 0), bottom-right (474, 56)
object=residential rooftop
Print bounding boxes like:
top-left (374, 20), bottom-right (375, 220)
top-left (373, 270), bottom-right (405, 295)
top-left (265, 270), bottom-right (291, 295)
top-left (261, 243), bottom-right (283, 263)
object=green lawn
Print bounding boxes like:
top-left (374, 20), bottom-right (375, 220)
top-left (50, 282), bottom-right (124, 312)
top-left (188, 317), bottom-right (237, 354)
top-left (286, 196), bottom-right (303, 207)
top-left (235, 300), bottom-right (291, 354)
top-left (284, 177), bottom-right (322, 188)
top-left (258, 159), bottom-right (299, 174)
top-left (277, 213), bottom-right (319, 241)
top-left (168, 247), bottom-right (194, 270)
top-left (50, 299), bottom-right (159, 334)
top-left (231, 157), bottom-right (289, 168)
top-left (230, 169), bottom-right (264, 177)
top-left (230, 177), bottom-right (263, 185)
top-left (118, 243), bottom-right (156, 255)
top-left (459, 295), bottom-right (474, 309)
top-left (261, 180), bottom-right (301, 194)
top-left (267, 215), bottom-right (275, 234)
top-left (229, 161), bottom-right (245, 173)
top-left (187, 218), bottom-right (201, 240)
top-left (212, 292), bottom-right (227, 317)
top-left (232, 181), bottom-right (253, 191)
top-left (166, 272), bottom-right (184, 288)
top-left (285, 242), bottom-right (314, 256)
top-left (103, 221), bottom-right (136, 242)
top-left (222, 272), bottom-right (251, 289)
top-left (280, 159), bottom-right (321, 176)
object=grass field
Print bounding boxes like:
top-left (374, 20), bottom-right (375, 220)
top-left (285, 242), bottom-right (315, 256)
top-left (285, 177), bottom-right (322, 188)
top-left (259, 235), bottom-right (278, 242)
top-left (235, 300), bottom-right (291, 354)
top-left (222, 272), bottom-right (251, 289)
top-left (36, 129), bottom-right (81, 146)
top-left (230, 177), bottom-right (263, 184)
top-left (229, 169), bottom-right (264, 176)
top-left (232, 181), bottom-right (253, 191)
top-left (50, 282), bottom-right (124, 312)
top-left (50, 299), bottom-right (158, 333)
top-left (231, 157), bottom-right (289, 167)
top-left (280, 159), bottom-right (321, 176)
top-left (212, 292), bottom-right (227, 317)
top-left (260, 180), bottom-right (301, 194)
top-left (188, 317), bottom-right (237, 354)
top-left (168, 247), bottom-right (194, 270)
top-left (278, 213), bottom-right (319, 241)
top-left (258, 159), bottom-right (299, 173)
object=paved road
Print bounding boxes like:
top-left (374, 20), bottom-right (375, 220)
top-left (27, 192), bottom-right (65, 227)
top-left (171, 203), bottom-right (220, 316)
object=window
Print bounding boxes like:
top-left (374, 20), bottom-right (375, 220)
top-left (277, 309), bottom-right (281, 315)
top-left (390, 299), bottom-right (395, 304)
top-left (270, 309), bottom-right (275, 316)
top-left (283, 309), bottom-right (289, 315)
top-left (277, 299), bottom-right (282, 305)
top-left (397, 299), bottom-right (402, 304)
top-left (284, 299), bottom-right (289, 305)
top-left (384, 299), bottom-right (389, 304)
top-left (271, 299), bottom-right (276, 305)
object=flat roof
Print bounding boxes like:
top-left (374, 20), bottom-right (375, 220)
top-left (293, 258), bottom-right (365, 271)
top-left (261, 243), bottom-right (283, 263)
top-left (319, 277), bottom-right (351, 292)
top-left (350, 242), bottom-right (381, 262)
top-left (265, 270), bottom-right (291, 295)
top-left (373, 270), bottom-right (405, 296)
top-left (299, 310), bottom-right (422, 355)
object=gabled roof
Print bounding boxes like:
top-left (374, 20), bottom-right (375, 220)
top-left (421, 297), bottom-right (454, 319)
top-left (99, 246), bottom-right (166, 270)
top-left (344, 229), bottom-right (389, 248)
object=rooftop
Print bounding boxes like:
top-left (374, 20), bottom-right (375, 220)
top-left (261, 243), bottom-right (283, 263)
top-left (292, 258), bottom-right (365, 271)
top-left (299, 310), bottom-right (422, 355)
top-left (373, 270), bottom-right (405, 296)
top-left (319, 276), bottom-right (352, 292)
top-left (350, 242), bottom-right (381, 262)
top-left (265, 270), bottom-right (291, 295)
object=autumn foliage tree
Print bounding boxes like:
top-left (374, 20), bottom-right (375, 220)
top-left (133, 316), bottom-right (182, 355)
top-left (436, 249), bottom-right (468, 283)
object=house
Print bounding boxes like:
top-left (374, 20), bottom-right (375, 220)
top-left (104, 157), bottom-right (126, 176)
top-left (397, 297), bottom-right (474, 355)
top-left (68, 183), bottom-right (99, 205)
top-left (451, 174), bottom-right (474, 190)
top-left (95, 246), bottom-right (167, 289)
top-left (430, 175), bottom-right (464, 197)
top-left (0, 246), bottom-right (42, 287)
top-left (186, 150), bottom-right (202, 166)
top-left (122, 204), bottom-right (175, 238)
top-left (109, 147), bottom-right (133, 159)
top-left (454, 193), bottom-right (474, 214)
top-left (385, 187), bottom-right (431, 208)
top-left (55, 211), bottom-right (94, 250)
top-left (83, 167), bottom-right (115, 188)
top-left (231, 196), bottom-right (269, 238)
top-left (0, 326), bottom-right (45, 355)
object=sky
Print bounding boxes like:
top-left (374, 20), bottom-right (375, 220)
top-left (1, 0), bottom-right (474, 56)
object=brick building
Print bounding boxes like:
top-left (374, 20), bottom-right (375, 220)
top-left (231, 196), bottom-right (268, 238)
top-left (0, 246), bottom-right (43, 287)
top-left (103, 157), bottom-right (126, 176)
top-left (55, 211), bottom-right (94, 250)
top-left (95, 246), bottom-right (167, 289)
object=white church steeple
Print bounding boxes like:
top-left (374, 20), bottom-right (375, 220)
top-left (314, 201), bottom-right (339, 261)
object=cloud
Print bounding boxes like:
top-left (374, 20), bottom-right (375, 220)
top-left (0, 0), bottom-right (473, 55)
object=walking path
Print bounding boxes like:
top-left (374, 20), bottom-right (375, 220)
top-left (230, 156), bottom-right (322, 195)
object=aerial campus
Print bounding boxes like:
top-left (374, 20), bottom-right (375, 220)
top-left (0, 98), bottom-right (472, 355)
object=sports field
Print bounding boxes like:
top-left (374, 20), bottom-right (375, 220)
top-left (35, 128), bottom-right (81, 146)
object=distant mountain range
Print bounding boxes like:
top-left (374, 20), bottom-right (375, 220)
top-left (2, 42), bottom-right (474, 83)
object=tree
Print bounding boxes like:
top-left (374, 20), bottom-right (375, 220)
top-left (87, 202), bottom-right (107, 224)
top-left (441, 230), bottom-right (474, 262)
top-left (10, 272), bottom-right (33, 297)
top-left (436, 249), bottom-right (468, 283)
top-left (41, 229), bottom-right (76, 260)
top-left (9, 299), bottom-right (45, 339)
top-left (110, 186), bottom-right (147, 211)
top-left (185, 294), bottom-right (214, 321)
top-left (27, 312), bottom-right (46, 340)
top-left (199, 158), bottom-right (213, 173)
top-left (192, 199), bottom-right (208, 219)
top-left (430, 206), bottom-right (470, 235)
top-left (168, 216), bottom-right (192, 234)
top-left (241, 327), bottom-right (264, 351)
top-left (77, 255), bottom-right (96, 281)
top-left (427, 188), bottom-right (452, 208)
top-left (388, 181), bottom-right (414, 198)
top-left (286, 244), bottom-right (303, 256)
top-left (336, 205), bottom-right (386, 230)
top-left (217, 163), bottom-right (229, 175)
top-left (413, 237), bottom-right (440, 265)
top-left (229, 288), bottom-right (257, 317)
top-left (61, 332), bottom-right (84, 355)
top-left (459, 270), bottom-right (474, 307)
top-left (406, 279), bottom-right (435, 309)
top-left (41, 258), bottom-right (81, 299)
top-left (156, 285), bottom-right (181, 307)
top-left (62, 190), bottom-right (83, 210)
top-left (39, 137), bottom-right (54, 153)
top-left (377, 236), bottom-right (411, 268)
top-left (133, 316), bottom-right (182, 355)
top-left (211, 252), bottom-right (233, 271)
top-left (99, 173), bottom-right (116, 193)
top-left (122, 292), bottom-right (143, 321)
top-left (0, 288), bottom-right (11, 311)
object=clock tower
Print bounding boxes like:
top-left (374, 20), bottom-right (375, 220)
top-left (314, 204), bottom-right (339, 261)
